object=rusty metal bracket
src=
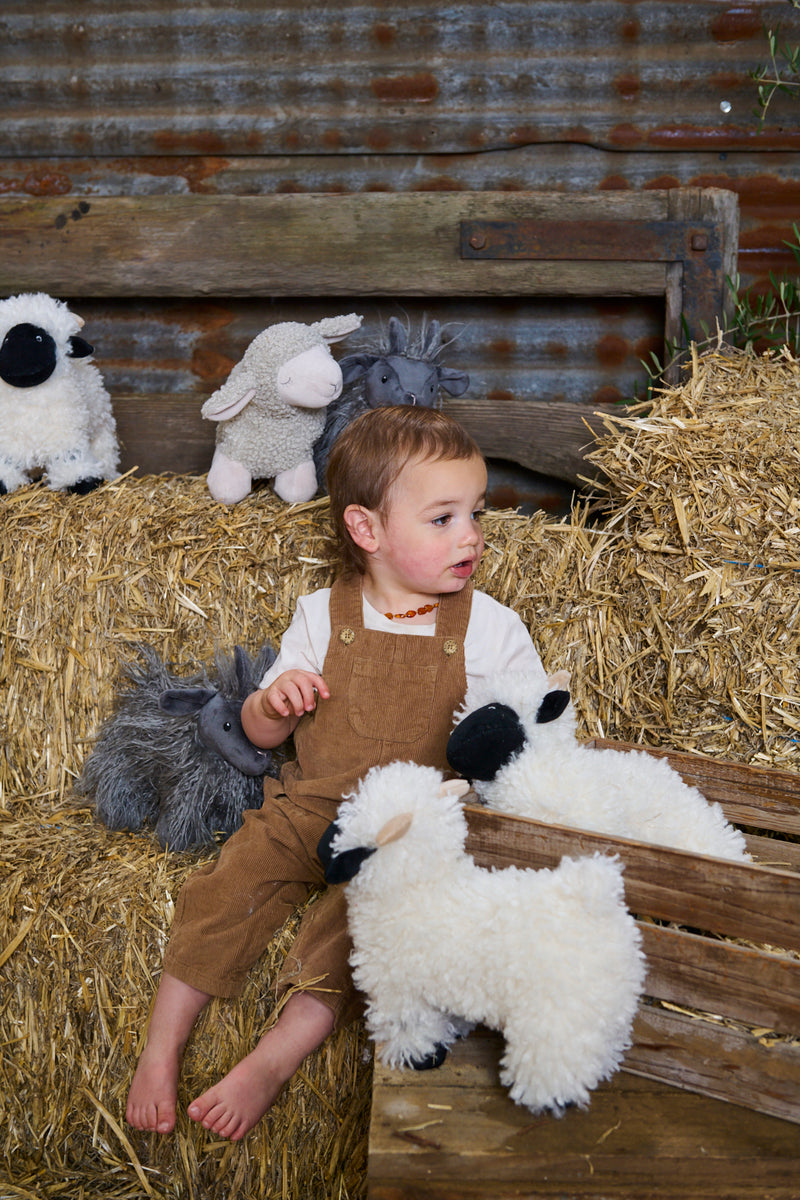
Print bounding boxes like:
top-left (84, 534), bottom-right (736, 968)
top-left (460, 217), bottom-right (728, 354)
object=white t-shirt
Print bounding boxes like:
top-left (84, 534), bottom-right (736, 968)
top-left (259, 587), bottom-right (546, 690)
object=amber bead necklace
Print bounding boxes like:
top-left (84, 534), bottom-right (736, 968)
top-left (384, 601), bottom-right (440, 620)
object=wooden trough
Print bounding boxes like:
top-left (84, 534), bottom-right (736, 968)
top-left (368, 745), bottom-right (800, 1199)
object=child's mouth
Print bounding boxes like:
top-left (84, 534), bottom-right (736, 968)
top-left (451, 558), bottom-right (474, 578)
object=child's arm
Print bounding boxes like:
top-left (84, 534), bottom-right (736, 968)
top-left (242, 669), bottom-right (330, 748)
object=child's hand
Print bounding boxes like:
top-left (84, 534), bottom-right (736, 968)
top-left (260, 670), bottom-right (330, 720)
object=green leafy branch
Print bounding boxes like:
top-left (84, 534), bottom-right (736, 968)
top-left (637, 225), bottom-right (800, 399)
top-left (752, 2), bottom-right (800, 127)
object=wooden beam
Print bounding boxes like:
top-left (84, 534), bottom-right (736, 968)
top-left (0, 192), bottom-right (676, 298)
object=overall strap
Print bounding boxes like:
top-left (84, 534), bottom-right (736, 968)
top-left (435, 580), bottom-right (474, 642)
top-left (329, 573), bottom-right (364, 629)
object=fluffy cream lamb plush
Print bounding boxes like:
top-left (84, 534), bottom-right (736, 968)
top-left (201, 312), bottom-right (362, 504)
top-left (0, 292), bottom-right (119, 494)
top-left (318, 761), bottom-right (646, 1115)
top-left (447, 670), bottom-right (750, 862)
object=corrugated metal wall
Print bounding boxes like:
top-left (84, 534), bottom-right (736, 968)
top-left (1, 1), bottom-right (798, 505)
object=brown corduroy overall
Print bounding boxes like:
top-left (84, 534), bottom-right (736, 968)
top-left (164, 573), bottom-right (472, 1028)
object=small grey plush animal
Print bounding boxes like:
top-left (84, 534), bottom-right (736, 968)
top-left (312, 317), bottom-right (470, 490)
top-left (76, 644), bottom-right (280, 851)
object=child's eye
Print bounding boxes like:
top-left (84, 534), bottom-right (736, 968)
top-left (432, 514), bottom-right (451, 527)
top-left (472, 508), bottom-right (485, 521)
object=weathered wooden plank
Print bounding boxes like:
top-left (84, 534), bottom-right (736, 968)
top-left (465, 807), bottom-right (800, 951)
top-left (626, 1004), bottom-right (800, 1124)
top-left (639, 924), bottom-right (800, 1034)
top-left (111, 392), bottom-right (616, 483)
top-left (446, 397), bottom-right (613, 483)
top-left (113, 395), bottom-right (212, 478)
top-left (368, 1027), bottom-right (800, 1198)
top-left (0, 192), bottom-right (676, 298)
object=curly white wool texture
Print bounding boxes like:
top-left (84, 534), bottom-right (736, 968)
top-left (456, 671), bottom-right (750, 862)
top-left (0, 292), bottom-right (119, 492)
top-left (202, 314), bottom-right (362, 481)
top-left (332, 760), bottom-right (646, 1115)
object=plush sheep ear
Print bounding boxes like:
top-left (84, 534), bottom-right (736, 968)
top-left (446, 702), bottom-right (527, 782)
top-left (159, 687), bottom-right (217, 715)
top-left (339, 353), bottom-right (377, 385)
top-left (536, 688), bottom-right (571, 724)
top-left (202, 387), bottom-right (256, 422)
top-left (387, 316), bottom-right (408, 354)
top-left (421, 319), bottom-right (442, 358)
top-left (314, 313), bottom-right (363, 343)
top-left (68, 334), bottom-right (93, 358)
top-left (233, 645), bottom-right (252, 697)
top-left (437, 367), bottom-right (470, 397)
top-left (439, 778), bottom-right (470, 800)
top-left (375, 811), bottom-right (413, 846)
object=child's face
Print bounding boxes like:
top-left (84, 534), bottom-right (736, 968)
top-left (371, 453), bottom-right (487, 598)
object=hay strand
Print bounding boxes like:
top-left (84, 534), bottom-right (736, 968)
top-left (2, 347), bottom-right (798, 1195)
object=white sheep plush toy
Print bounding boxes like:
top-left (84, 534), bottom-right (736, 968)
top-left (318, 760), bottom-right (646, 1115)
top-left (201, 312), bottom-right (362, 504)
top-left (0, 292), bottom-right (119, 495)
top-left (447, 670), bottom-right (750, 862)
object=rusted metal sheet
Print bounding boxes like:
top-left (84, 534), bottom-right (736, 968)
top-left (73, 296), bottom-right (663, 408)
top-left (0, 2), bottom-right (797, 157)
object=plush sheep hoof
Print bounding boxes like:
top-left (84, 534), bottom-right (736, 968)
top-left (409, 1043), bottom-right (448, 1071)
top-left (67, 476), bottom-right (104, 495)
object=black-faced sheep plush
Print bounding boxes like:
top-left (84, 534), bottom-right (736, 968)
top-left (318, 761), bottom-right (645, 1115)
top-left (75, 644), bottom-right (281, 851)
top-left (312, 316), bottom-right (470, 490)
top-left (0, 292), bottom-right (119, 495)
top-left (447, 670), bottom-right (751, 862)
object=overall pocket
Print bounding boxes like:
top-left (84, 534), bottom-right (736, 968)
top-left (347, 657), bottom-right (438, 742)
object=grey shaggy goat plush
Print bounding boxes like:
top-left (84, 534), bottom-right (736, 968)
top-left (75, 644), bottom-right (280, 851)
top-left (312, 316), bottom-right (469, 491)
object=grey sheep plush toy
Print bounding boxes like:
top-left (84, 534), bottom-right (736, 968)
top-left (75, 644), bottom-right (281, 851)
top-left (312, 316), bottom-right (470, 490)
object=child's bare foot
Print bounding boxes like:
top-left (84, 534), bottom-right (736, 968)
top-left (187, 990), bottom-right (336, 1141)
top-left (125, 972), bottom-right (212, 1135)
top-left (187, 1043), bottom-right (287, 1140)
top-left (126, 1042), bottom-right (180, 1133)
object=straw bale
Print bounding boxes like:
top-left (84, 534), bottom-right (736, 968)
top-left (2, 350), bottom-right (798, 1195)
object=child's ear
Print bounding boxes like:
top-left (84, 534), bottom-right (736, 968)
top-left (343, 504), bottom-right (380, 554)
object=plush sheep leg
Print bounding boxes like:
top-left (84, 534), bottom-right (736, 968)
top-left (187, 990), bottom-right (335, 1141)
top-left (207, 448), bottom-right (252, 505)
top-left (273, 458), bottom-right (318, 503)
top-left (45, 447), bottom-right (106, 492)
top-left (126, 973), bottom-right (212, 1134)
top-left (368, 997), bottom-right (463, 1070)
top-left (0, 456), bottom-right (29, 494)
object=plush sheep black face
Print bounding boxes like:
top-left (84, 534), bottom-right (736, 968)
top-left (447, 689), bottom-right (571, 783)
top-left (317, 820), bottom-right (376, 885)
top-left (0, 322), bottom-right (93, 388)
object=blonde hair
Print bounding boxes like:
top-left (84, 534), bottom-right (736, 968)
top-left (326, 406), bottom-right (483, 574)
